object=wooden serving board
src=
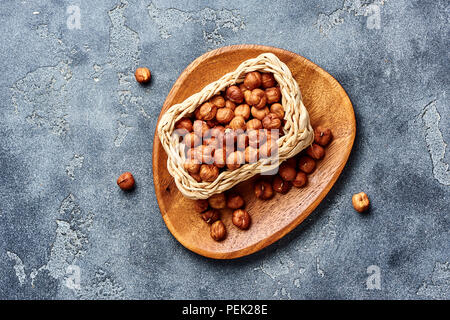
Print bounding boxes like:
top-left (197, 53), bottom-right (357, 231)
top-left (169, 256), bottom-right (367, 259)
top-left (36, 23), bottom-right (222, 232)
top-left (152, 44), bottom-right (355, 259)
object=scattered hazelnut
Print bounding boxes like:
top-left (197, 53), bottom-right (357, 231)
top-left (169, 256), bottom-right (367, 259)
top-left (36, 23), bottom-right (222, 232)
top-left (226, 86), bottom-right (244, 104)
top-left (292, 172), bottom-right (307, 188)
top-left (213, 148), bottom-right (227, 168)
top-left (279, 162), bottom-right (296, 182)
top-left (193, 120), bottom-right (210, 138)
top-left (208, 193), bottom-right (227, 209)
top-left (225, 100), bottom-right (236, 111)
top-left (245, 146), bottom-right (259, 163)
top-left (227, 193), bottom-right (245, 209)
top-left (117, 172), bottom-right (135, 190)
top-left (270, 103), bottom-right (284, 119)
top-left (306, 143), bottom-right (325, 160)
top-left (254, 180), bottom-right (274, 200)
top-left (202, 209), bottom-right (220, 224)
top-left (210, 220), bottom-right (226, 241)
top-left (352, 192), bottom-right (370, 213)
top-left (234, 104), bottom-right (251, 120)
top-left (210, 95), bottom-right (225, 108)
top-left (198, 102), bottom-right (217, 121)
top-left (194, 199), bottom-right (209, 213)
top-left (184, 160), bottom-right (201, 174)
top-left (175, 117), bottom-right (193, 132)
top-left (199, 164), bottom-right (219, 182)
top-left (261, 73), bottom-right (276, 88)
top-left (232, 209), bottom-right (251, 230)
top-left (265, 87), bottom-right (281, 104)
top-left (246, 118), bottom-right (262, 131)
top-left (272, 175), bottom-right (292, 194)
top-left (134, 67), bottom-right (151, 83)
top-left (229, 116), bottom-right (247, 131)
top-left (298, 156), bottom-right (316, 174)
top-left (227, 151), bottom-right (245, 170)
top-left (251, 106), bottom-right (270, 120)
top-left (262, 113), bottom-right (282, 130)
top-left (184, 132), bottom-right (201, 148)
top-left (314, 127), bottom-right (333, 146)
top-left (244, 88), bottom-right (267, 109)
top-left (216, 107), bottom-right (235, 124)
top-left (244, 71), bottom-right (262, 90)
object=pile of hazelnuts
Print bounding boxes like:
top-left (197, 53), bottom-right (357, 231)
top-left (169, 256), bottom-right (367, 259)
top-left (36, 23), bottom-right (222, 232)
top-left (195, 125), bottom-right (332, 242)
top-left (174, 71), bottom-right (285, 183)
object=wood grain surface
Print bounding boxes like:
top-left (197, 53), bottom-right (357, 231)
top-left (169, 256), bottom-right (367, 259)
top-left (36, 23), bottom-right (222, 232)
top-left (152, 44), bottom-right (356, 259)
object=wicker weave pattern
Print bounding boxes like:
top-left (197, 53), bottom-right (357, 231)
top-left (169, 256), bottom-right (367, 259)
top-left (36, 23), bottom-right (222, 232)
top-left (157, 53), bottom-right (314, 199)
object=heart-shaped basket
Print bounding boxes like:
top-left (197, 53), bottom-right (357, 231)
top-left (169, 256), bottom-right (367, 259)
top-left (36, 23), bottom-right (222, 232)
top-left (157, 53), bottom-right (314, 199)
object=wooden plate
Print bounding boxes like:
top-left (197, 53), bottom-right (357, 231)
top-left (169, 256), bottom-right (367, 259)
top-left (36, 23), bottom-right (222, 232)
top-left (152, 44), bottom-right (355, 259)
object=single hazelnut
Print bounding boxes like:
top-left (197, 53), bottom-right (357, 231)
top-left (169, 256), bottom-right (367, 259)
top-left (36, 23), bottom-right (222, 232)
top-left (229, 116), bottom-right (246, 131)
top-left (306, 143), bottom-right (325, 160)
top-left (244, 71), bottom-right (262, 90)
top-left (265, 87), bottom-right (281, 104)
top-left (226, 86), bottom-right (244, 104)
top-left (190, 172), bottom-right (202, 182)
top-left (298, 156), bottom-right (316, 174)
top-left (134, 67), bottom-right (151, 83)
top-left (270, 103), bottom-right (284, 119)
top-left (261, 73), bottom-right (276, 88)
top-left (210, 220), bottom-right (226, 241)
top-left (254, 180), bottom-right (274, 200)
top-left (213, 148), bottom-right (227, 168)
top-left (201, 209), bottom-right (220, 224)
top-left (184, 160), bottom-right (201, 174)
top-left (199, 164), bottom-right (219, 182)
top-left (227, 193), bottom-right (245, 209)
top-left (225, 100), bottom-right (236, 111)
top-left (210, 95), bottom-right (225, 108)
top-left (193, 120), bottom-right (210, 138)
top-left (262, 113), bottom-right (282, 130)
top-left (198, 102), bottom-right (217, 121)
top-left (117, 172), bottom-right (135, 190)
top-left (234, 104), bottom-right (251, 120)
top-left (292, 172), bottom-right (307, 188)
top-left (245, 146), bottom-right (259, 163)
top-left (175, 117), bottom-right (193, 132)
top-left (246, 118), bottom-right (262, 131)
top-left (279, 162), bottom-right (296, 182)
top-left (184, 132), bottom-right (201, 148)
top-left (194, 199), bottom-right (209, 213)
top-left (232, 209), bottom-right (251, 230)
top-left (352, 192), bottom-right (370, 213)
top-left (272, 175), bottom-right (292, 194)
top-left (208, 193), bottom-right (226, 209)
top-left (314, 127), bottom-right (333, 146)
top-left (226, 151), bottom-right (245, 170)
top-left (251, 106), bottom-right (270, 120)
top-left (244, 88), bottom-right (267, 109)
top-left (216, 107), bottom-right (235, 124)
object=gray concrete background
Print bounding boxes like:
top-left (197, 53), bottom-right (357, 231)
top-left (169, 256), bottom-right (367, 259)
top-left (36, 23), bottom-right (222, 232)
top-left (0, 0), bottom-right (448, 300)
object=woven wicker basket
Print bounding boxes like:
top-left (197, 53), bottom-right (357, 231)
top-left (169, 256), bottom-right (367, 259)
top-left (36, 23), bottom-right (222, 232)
top-left (157, 53), bottom-right (313, 199)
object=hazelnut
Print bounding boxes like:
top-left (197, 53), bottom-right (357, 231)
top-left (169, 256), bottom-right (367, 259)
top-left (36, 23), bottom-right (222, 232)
top-left (236, 133), bottom-right (248, 151)
top-left (225, 100), bottom-right (236, 111)
top-left (298, 156), bottom-right (316, 174)
top-left (196, 145), bottom-right (215, 164)
top-left (213, 148), bottom-right (227, 168)
top-left (203, 135), bottom-right (219, 149)
top-left (259, 136), bottom-right (278, 158)
top-left (227, 193), bottom-right (245, 209)
top-left (272, 175), bottom-right (292, 194)
top-left (226, 86), bottom-right (244, 104)
top-left (261, 73), bottom-right (276, 88)
top-left (210, 220), bottom-right (226, 241)
top-left (246, 118), bottom-right (262, 131)
top-left (117, 172), bottom-right (135, 190)
top-left (226, 151), bottom-right (245, 170)
top-left (244, 88), bottom-right (267, 109)
top-left (270, 103), bottom-right (284, 119)
top-left (314, 127), bottom-right (333, 146)
top-left (234, 104), bottom-right (251, 120)
top-left (184, 132), bottom-right (201, 148)
top-left (210, 95), bottom-right (225, 108)
top-left (202, 209), bottom-right (220, 224)
top-left (244, 71), bottom-right (262, 90)
top-left (292, 172), bottom-right (307, 188)
top-left (239, 83), bottom-right (249, 94)
top-left (352, 192), bottom-right (370, 213)
top-left (251, 106), bottom-right (269, 120)
top-left (210, 125), bottom-right (226, 139)
top-left (198, 102), bottom-right (217, 121)
top-left (232, 209), bottom-right (251, 230)
top-left (193, 120), bottom-right (209, 138)
top-left (279, 162), bottom-right (296, 182)
top-left (190, 172), bottom-right (202, 182)
top-left (247, 129), bottom-right (265, 147)
top-left (208, 193), bottom-right (226, 209)
top-left (265, 87), bottom-right (281, 104)
top-left (134, 67), bottom-right (151, 83)
top-left (245, 146), bottom-right (259, 163)
top-left (254, 180), bottom-right (274, 199)
top-left (262, 113), bottom-right (282, 130)
top-left (306, 143), bottom-right (325, 160)
top-left (199, 164), bottom-right (219, 182)
top-left (223, 128), bottom-right (237, 147)
top-left (194, 199), bottom-right (209, 213)
top-left (229, 116), bottom-right (246, 131)
top-left (175, 117), bottom-right (193, 132)
top-left (216, 107), bottom-right (235, 124)
top-left (184, 160), bottom-right (201, 174)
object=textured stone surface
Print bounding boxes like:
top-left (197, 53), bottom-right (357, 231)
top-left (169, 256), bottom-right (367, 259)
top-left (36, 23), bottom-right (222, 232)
top-left (0, 0), bottom-right (448, 300)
